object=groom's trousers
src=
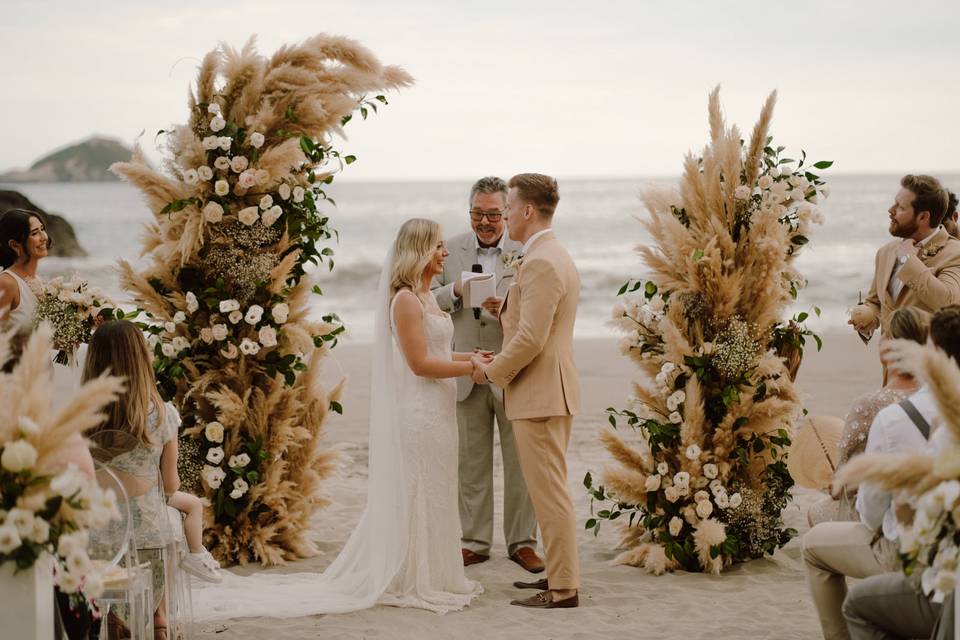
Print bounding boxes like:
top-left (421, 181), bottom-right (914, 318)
top-left (457, 384), bottom-right (538, 556)
top-left (512, 415), bottom-right (580, 591)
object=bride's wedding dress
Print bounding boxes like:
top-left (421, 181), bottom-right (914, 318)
top-left (191, 248), bottom-right (481, 620)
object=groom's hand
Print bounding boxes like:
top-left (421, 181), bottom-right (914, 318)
top-left (470, 356), bottom-right (489, 384)
top-left (481, 296), bottom-right (503, 318)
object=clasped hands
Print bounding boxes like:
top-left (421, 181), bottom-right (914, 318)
top-left (470, 349), bottom-right (493, 384)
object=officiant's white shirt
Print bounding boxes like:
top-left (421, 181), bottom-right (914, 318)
top-left (474, 233), bottom-right (506, 275)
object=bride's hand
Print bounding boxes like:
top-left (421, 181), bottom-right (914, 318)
top-left (470, 355), bottom-right (489, 384)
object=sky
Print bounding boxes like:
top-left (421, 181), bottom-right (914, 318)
top-left (2, 0), bottom-right (959, 180)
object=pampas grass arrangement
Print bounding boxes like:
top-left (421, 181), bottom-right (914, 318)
top-left (585, 87), bottom-right (831, 574)
top-left (111, 35), bottom-right (411, 565)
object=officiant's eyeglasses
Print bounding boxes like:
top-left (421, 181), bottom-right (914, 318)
top-left (469, 210), bottom-right (504, 222)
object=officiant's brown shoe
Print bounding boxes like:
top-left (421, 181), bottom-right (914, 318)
top-left (510, 591), bottom-right (579, 609)
top-left (513, 578), bottom-right (549, 590)
top-left (509, 547), bottom-right (545, 573)
top-left (462, 549), bottom-right (489, 566)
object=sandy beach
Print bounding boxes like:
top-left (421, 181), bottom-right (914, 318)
top-left (195, 329), bottom-right (881, 640)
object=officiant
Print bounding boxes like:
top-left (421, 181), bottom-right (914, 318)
top-left (432, 176), bottom-right (543, 573)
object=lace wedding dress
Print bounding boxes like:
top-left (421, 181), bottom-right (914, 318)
top-left (192, 248), bottom-right (481, 620)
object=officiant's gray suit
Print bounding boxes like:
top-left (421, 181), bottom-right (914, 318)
top-left (432, 230), bottom-right (538, 558)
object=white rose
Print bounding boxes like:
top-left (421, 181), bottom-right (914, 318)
top-left (787, 175), bottom-right (801, 187)
top-left (673, 390), bottom-right (686, 404)
top-left (791, 188), bottom-right (807, 202)
top-left (204, 421), bottom-right (225, 443)
top-left (207, 103), bottom-right (221, 115)
top-left (161, 343), bottom-right (176, 357)
top-left (669, 516), bottom-right (683, 537)
top-left (173, 311), bottom-right (186, 324)
top-left (164, 321), bottom-right (176, 334)
top-left (214, 156), bottom-right (231, 171)
top-left (57, 531), bottom-right (88, 557)
top-left (245, 305), bottom-right (264, 325)
top-left (278, 183), bottom-right (291, 200)
top-left (239, 338), bottom-right (261, 356)
top-left (27, 518), bottom-right (50, 544)
top-left (703, 463), bottom-right (719, 480)
top-left (57, 571), bottom-right (81, 594)
top-left (201, 136), bottom-right (219, 150)
top-left (206, 447), bottom-right (225, 464)
top-left (271, 303), bottom-right (289, 324)
top-left (710, 479), bottom-right (724, 494)
top-left (729, 493), bottom-right (742, 508)
top-left (66, 550), bottom-right (92, 576)
top-left (209, 115), bottom-right (226, 132)
top-left (221, 342), bottom-right (239, 359)
top-left (218, 136), bottom-right (232, 151)
top-left (666, 396), bottom-right (679, 412)
top-left (654, 372), bottom-right (667, 386)
top-left (172, 336), bottom-right (190, 352)
top-left (238, 169), bottom-right (258, 189)
top-left (214, 180), bottom-right (230, 196)
top-left (237, 206), bottom-right (259, 226)
top-left (249, 132), bottom-right (265, 149)
top-left (228, 453), bottom-right (251, 468)
top-left (715, 492), bottom-right (730, 508)
top-left (83, 573), bottom-right (104, 598)
top-left (258, 326), bottom-right (278, 347)
top-left (2, 440), bottom-right (38, 472)
top-left (219, 299), bottom-right (240, 313)
top-left (685, 444), bottom-right (701, 461)
top-left (203, 201), bottom-right (224, 223)
top-left (673, 471), bottom-right (690, 487)
top-left (18, 416), bottom-right (40, 436)
top-left (183, 168), bottom-right (199, 185)
top-left (734, 185), bottom-right (751, 199)
top-left (669, 411), bottom-right (682, 424)
top-left (661, 362), bottom-right (675, 375)
top-left (664, 486), bottom-right (680, 503)
top-left (200, 328), bottom-right (214, 343)
top-left (0, 524), bottom-right (21, 554)
top-left (657, 461), bottom-right (669, 475)
top-left (259, 195), bottom-right (274, 210)
top-left (231, 155), bottom-right (249, 173)
top-left (198, 165), bottom-right (214, 181)
top-left (185, 291), bottom-right (199, 313)
top-left (696, 500), bottom-right (714, 519)
top-left (292, 186), bottom-right (305, 203)
top-left (694, 490), bottom-right (711, 503)
top-left (229, 310), bottom-right (243, 325)
top-left (758, 175), bottom-right (774, 189)
top-left (229, 477), bottom-right (250, 499)
top-left (211, 324), bottom-right (228, 341)
top-left (645, 475), bottom-right (661, 492)
top-left (8, 508), bottom-right (35, 536)
top-left (201, 465), bottom-right (226, 489)
top-left (261, 205), bottom-right (282, 227)
top-left (51, 464), bottom-right (84, 497)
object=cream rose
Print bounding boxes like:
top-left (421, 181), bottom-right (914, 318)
top-left (231, 155), bottom-right (249, 173)
top-left (2, 440), bottom-right (38, 473)
top-left (202, 465), bottom-right (226, 489)
top-left (249, 132), bottom-right (265, 149)
top-left (292, 186), bottom-right (305, 203)
top-left (261, 205), bottom-right (282, 227)
top-left (278, 183), bottom-right (291, 200)
top-left (645, 475), bottom-right (662, 492)
top-left (271, 303), bottom-right (289, 324)
top-left (244, 305), bottom-right (264, 325)
top-left (200, 327), bottom-right (214, 343)
top-left (214, 180), bottom-right (230, 196)
top-left (259, 195), bottom-right (273, 210)
top-left (258, 326), bottom-right (278, 347)
top-left (238, 169), bottom-right (258, 189)
top-left (210, 115), bottom-right (226, 132)
top-left (204, 421), bottom-right (225, 443)
top-left (221, 343), bottom-right (239, 359)
top-left (185, 291), bottom-right (199, 313)
top-left (239, 338), bottom-right (261, 356)
top-left (237, 206), bottom-right (259, 226)
top-left (217, 136), bottom-right (232, 151)
top-left (203, 201), bottom-right (224, 224)
top-left (219, 299), bottom-right (240, 313)
top-left (669, 516), bottom-right (683, 537)
top-left (229, 310), bottom-right (243, 324)
top-left (201, 136), bottom-right (219, 150)
top-left (211, 324), bottom-right (228, 341)
top-left (214, 156), bottom-right (231, 171)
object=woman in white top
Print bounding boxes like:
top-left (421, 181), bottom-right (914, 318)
top-left (0, 208), bottom-right (50, 328)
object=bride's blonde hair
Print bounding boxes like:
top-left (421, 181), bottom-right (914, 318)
top-left (390, 218), bottom-right (441, 296)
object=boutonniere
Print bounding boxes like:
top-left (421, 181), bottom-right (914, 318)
top-left (502, 252), bottom-right (522, 270)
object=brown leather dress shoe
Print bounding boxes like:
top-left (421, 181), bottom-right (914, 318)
top-left (462, 548), bottom-right (490, 566)
top-left (509, 547), bottom-right (545, 573)
top-left (513, 578), bottom-right (549, 590)
top-left (510, 591), bottom-right (579, 609)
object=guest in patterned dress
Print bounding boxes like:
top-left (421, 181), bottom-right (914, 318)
top-left (807, 306), bottom-right (930, 526)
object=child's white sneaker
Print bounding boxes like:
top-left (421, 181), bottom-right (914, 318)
top-left (181, 551), bottom-right (222, 583)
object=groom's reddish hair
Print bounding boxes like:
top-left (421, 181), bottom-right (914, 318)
top-left (509, 173), bottom-right (559, 217)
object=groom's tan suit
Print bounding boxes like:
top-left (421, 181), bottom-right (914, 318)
top-left (484, 230), bottom-right (581, 591)
top-left (854, 227), bottom-right (960, 337)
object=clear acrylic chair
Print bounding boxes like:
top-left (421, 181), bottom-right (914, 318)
top-left (88, 462), bottom-right (154, 640)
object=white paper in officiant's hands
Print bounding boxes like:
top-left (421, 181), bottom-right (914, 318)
top-left (460, 270), bottom-right (496, 309)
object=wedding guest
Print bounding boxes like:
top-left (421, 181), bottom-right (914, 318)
top-left (807, 307), bottom-right (929, 526)
top-left (0, 208), bottom-right (49, 327)
top-left (432, 176), bottom-right (542, 572)
top-left (84, 320), bottom-right (221, 640)
top-left (841, 305), bottom-right (960, 640)
top-left (944, 189), bottom-right (958, 239)
top-left (803, 305), bottom-right (957, 640)
top-left (850, 175), bottom-right (960, 343)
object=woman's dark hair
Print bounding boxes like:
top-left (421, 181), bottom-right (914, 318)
top-left (0, 209), bottom-right (50, 269)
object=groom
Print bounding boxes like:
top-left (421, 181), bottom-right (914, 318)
top-left (472, 173), bottom-right (581, 609)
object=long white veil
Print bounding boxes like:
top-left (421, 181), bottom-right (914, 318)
top-left (192, 244), bottom-right (408, 619)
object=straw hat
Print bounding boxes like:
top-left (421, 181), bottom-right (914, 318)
top-left (787, 415), bottom-right (844, 490)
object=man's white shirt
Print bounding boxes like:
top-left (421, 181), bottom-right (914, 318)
top-left (887, 228), bottom-right (940, 300)
top-left (474, 233), bottom-right (506, 276)
top-left (521, 228), bottom-right (552, 256)
top-left (856, 386), bottom-right (941, 540)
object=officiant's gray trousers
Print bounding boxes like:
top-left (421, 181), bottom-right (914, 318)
top-left (842, 572), bottom-right (950, 640)
top-left (457, 383), bottom-right (538, 556)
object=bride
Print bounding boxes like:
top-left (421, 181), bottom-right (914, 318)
top-left (193, 218), bottom-right (485, 619)
top-left (0, 209), bottom-right (49, 327)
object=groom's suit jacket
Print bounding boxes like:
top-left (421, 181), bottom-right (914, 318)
top-left (484, 231), bottom-right (581, 421)
top-left (854, 227), bottom-right (960, 337)
top-left (432, 231), bottom-right (523, 402)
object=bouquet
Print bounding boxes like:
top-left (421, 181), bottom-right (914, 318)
top-left (0, 323), bottom-right (124, 608)
top-left (33, 276), bottom-right (116, 364)
top-left (898, 479), bottom-right (960, 602)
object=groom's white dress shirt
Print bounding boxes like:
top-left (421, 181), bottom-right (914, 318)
top-left (521, 228), bottom-right (553, 256)
top-left (856, 386), bottom-right (940, 541)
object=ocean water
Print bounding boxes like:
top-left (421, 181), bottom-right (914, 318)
top-left (6, 174), bottom-right (958, 342)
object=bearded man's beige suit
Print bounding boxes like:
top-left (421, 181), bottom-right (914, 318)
top-left (484, 230), bottom-right (581, 591)
top-left (853, 227), bottom-right (960, 337)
